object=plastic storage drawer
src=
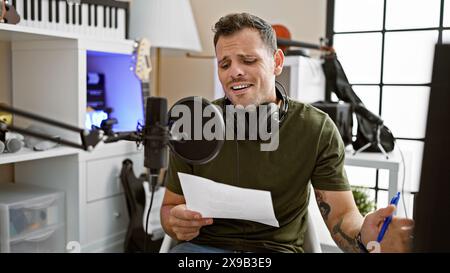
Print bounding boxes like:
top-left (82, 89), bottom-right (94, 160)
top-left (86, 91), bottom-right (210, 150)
top-left (0, 183), bottom-right (65, 253)
top-left (9, 224), bottom-right (65, 253)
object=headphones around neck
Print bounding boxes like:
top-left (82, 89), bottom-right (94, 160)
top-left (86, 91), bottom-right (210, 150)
top-left (222, 81), bottom-right (289, 139)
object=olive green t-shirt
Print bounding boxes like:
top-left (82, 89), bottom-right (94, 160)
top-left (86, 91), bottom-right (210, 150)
top-left (166, 98), bottom-right (350, 253)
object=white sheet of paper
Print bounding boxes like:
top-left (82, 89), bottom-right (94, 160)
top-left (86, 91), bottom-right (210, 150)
top-left (178, 172), bottom-right (279, 227)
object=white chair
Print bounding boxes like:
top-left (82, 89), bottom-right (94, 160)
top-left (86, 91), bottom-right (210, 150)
top-left (303, 208), bottom-right (322, 253)
top-left (159, 234), bottom-right (178, 253)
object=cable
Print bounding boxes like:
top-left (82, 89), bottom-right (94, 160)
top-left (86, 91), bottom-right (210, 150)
top-left (394, 139), bottom-right (408, 219)
top-left (235, 139), bottom-right (239, 185)
top-left (235, 138), bottom-right (249, 243)
top-left (144, 174), bottom-right (158, 252)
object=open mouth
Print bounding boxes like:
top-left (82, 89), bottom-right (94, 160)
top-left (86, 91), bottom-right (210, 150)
top-left (230, 84), bottom-right (252, 94)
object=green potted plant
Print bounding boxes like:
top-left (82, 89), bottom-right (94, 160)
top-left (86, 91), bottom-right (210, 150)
top-left (351, 186), bottom-right (376, 216)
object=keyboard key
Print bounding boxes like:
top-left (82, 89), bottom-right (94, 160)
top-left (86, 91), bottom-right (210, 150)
top-left (78, 3), bottom-right (82, 25)
top-left (24, 0), bottom-right (28, 20)
top-left (55, 0), bottom-right (59, 23)
top-left (31, 0), bottom-right (35, 21)
top-left (38, 0), bottom-right (42, 21)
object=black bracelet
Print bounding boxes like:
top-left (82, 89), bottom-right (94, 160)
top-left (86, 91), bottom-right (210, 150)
top-left (356, 231), bottom-right (369, 253)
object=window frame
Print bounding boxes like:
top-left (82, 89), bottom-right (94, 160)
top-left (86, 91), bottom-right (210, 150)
top-left (326, 0), bottom-right (447, 208)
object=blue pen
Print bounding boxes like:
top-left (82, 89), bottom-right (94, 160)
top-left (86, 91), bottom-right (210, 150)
top-left (377, 192), bottom-right (401, 243)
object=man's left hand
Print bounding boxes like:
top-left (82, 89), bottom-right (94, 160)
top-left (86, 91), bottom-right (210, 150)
top-left (360, 205), bottom-right (414, 252)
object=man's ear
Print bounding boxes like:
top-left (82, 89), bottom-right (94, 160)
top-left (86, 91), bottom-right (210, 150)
top-left (273, 49), bottom-right (285, 76)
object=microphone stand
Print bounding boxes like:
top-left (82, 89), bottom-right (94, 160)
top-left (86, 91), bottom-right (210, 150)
top-left (352, 104), bottom-right (390, 159)
top-left (2, 97), bottom-right (222, 252)
top-left (0, 104), bottom-right (103, 151)
top-left (353, 123), bottom-right (390, 159)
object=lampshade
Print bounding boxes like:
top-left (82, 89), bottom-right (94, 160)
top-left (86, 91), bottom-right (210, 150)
top-left (129, 0), bottom-right (202, 52)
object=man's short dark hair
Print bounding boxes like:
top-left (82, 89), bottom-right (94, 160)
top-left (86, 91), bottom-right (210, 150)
top-left (213, 13), bottom-right (277, 53)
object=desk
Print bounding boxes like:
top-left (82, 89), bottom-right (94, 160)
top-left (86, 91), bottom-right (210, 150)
top-left (344, 149), bottom-right (407, 201)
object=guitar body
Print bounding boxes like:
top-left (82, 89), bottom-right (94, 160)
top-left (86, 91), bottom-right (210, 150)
top-left (120, 159), bottom-right (162, 252)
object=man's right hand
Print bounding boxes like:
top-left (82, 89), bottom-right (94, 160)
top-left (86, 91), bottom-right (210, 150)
top-left (169, 204), bottom-right (214, 241)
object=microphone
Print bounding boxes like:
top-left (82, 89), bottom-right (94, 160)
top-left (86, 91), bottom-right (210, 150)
top-left (0, 131), bottom-right (24, 153)
top-left (167, 96), bottom-right (225, 165)
top-left (5, 138), bottom-right (23, 153)
top-left (0, 138), bottom-right (23, 153)
top-left (119, 96), bottom-right (225, 249)
top-left (103, 96), bottom-right (224, 167)
top-left (142, 97), bottom-right (169, 249)
top-left (144, 97), bottom-right (169, 176)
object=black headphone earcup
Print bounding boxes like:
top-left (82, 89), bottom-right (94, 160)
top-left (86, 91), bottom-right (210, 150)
top-left (275, 82), bottom-right (289, 124)
top-left (264, 102), bottom-right (280, 134)
top-left (221, 84), bottom-right (289, 139)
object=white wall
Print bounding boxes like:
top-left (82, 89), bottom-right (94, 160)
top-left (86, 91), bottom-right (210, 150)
top-left (159, 0), bottom-right (328, 106)
top-left (0, 41), bottom-right (14, 184)
top-left (0, 42), bottom-right (11, 103)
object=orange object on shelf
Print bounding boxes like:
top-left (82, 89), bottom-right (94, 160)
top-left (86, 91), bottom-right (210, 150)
top-left (272, 24), bottom-right (291, 53)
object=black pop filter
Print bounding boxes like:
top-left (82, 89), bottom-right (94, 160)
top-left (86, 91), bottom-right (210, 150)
top-left (168, 96), bottom-right (225, 165)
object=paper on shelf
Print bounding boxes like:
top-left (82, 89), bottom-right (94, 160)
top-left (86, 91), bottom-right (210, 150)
top-left (178, 172), bottom-right (279, 227)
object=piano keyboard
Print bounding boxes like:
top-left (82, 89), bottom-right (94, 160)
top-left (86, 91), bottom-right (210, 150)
top-left (10, 0), bottom-right (128, 40)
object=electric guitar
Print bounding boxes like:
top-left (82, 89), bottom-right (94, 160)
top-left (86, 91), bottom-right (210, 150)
top-left (132, 38), bottom-right (152, 119)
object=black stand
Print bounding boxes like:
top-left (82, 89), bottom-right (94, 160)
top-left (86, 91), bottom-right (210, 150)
top-left (0, 104), bottom-right (103, 151)
top-left (353, 124), bottom-right (389, 159)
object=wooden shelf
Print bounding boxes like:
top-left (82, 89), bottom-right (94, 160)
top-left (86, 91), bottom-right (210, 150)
top-left (0, 146), bottom-right (79, 164)
top-left (0, 22), bottom-right (142, 252)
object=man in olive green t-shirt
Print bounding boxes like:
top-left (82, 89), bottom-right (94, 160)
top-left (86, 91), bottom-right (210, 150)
top-left (160, 13), bottom-right (414, 253)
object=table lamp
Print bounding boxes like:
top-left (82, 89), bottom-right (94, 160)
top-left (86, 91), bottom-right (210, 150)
top-left (129, 0), bottom-right (202, 97)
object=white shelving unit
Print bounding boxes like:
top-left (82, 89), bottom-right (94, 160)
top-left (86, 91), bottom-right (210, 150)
top-left (0, 147), bottom-right (78, 165)
top-left (0, 23), bottom-right (79, 40)
top-left (276, 55), bottom-right (326, 103)
top-left (0, 24), bottom-right (145, 252)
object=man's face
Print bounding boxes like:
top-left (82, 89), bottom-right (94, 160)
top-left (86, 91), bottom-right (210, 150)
top-left (215, 28), bottom-right (284, 107)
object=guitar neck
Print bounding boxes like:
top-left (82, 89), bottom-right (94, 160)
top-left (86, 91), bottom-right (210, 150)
top-left (141, 81), bottom-right (150, 117)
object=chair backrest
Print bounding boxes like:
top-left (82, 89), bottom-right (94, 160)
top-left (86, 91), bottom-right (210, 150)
top-left (303, 208), bottom-right (322, 253)
top-left (159, 234), bottom-right (177, 253)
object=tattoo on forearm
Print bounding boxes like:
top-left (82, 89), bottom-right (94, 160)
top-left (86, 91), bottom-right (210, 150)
top-left (315, 190), bottom-right (331, 221)
top-left (332, 218), bottom-right (360, 253)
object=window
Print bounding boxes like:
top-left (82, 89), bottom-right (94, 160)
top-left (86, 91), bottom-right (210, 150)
top-left (444, 0), bottom-right (450, 27)
top-left (327, 0), bottom-right (447, 215)
top-left (385, 0), bottom-right (441, 30)
top-left (333, 33), bottom-right (382, 83)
